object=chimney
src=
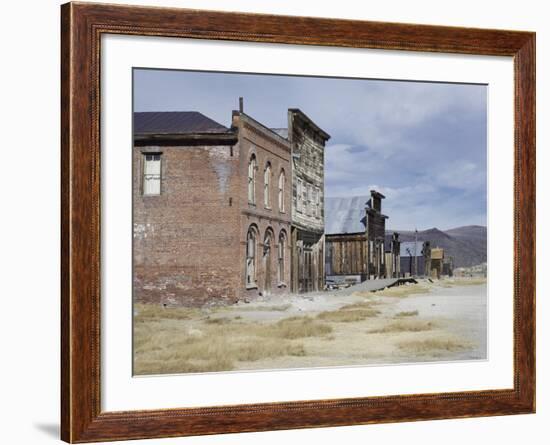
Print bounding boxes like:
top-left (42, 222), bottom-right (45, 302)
top-left (239, 97), bottom-right (244, 113)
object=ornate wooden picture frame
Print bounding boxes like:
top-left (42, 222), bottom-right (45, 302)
top-left (61, 2), bottom-right (535, 442)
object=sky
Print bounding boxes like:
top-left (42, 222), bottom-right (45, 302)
top-left (134, 68), bottom-right (487, 231)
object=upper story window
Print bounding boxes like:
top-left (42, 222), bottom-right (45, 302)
top-left (303, 182), bottom-right (309, 216)
top-left (248, 154), bottom-right (257, 204)
top-left (296, 179), bottom-right (303, 213)
top-left (315, 187), bottom-right (321, 219)
top-left (311, 186), bottom-right (319, 218)
top-left (278, 170), bottom-right (285, 213)
top-left (306, 184), bottom-right (312, 217)
top-left (143, 153), bottom-right (161, 196)
top-left (264, 162), bottom-right (272, 208)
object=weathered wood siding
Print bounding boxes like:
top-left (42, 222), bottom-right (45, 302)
top-left (325, 233), bottom-right (367, 276)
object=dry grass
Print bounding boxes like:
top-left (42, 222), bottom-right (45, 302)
top-left (263, 316), bottom-right (333, 339)
top-left (395, 310), bottom-right (419, 317)
top-left (397, 338), bottom-right (470, 355)
top-left (222, 303), bottom-right (292, 312)
top-left (446, 278), bottom-right (487, 286)
top-left (375, 284), bottom-right (431, 298)
top-left (134, 330), bottom-right (306, 375)
top-left (204, 316), bottom-right (232, 324)
top-left (317, 308), bottom-right (380, 323)
top-left (369, 320), bottom-right (435, 334)
top-left (133, 306), bottom-right (333, 375)
top-left (340, 300), bottom-right (378, 311)
top-left (134, 303), bottom-right (200, 321)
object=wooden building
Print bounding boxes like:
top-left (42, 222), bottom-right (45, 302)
top-left (365, 190), bottom-right (389, 279)
top-left (385, 232), bottom-right (401, 279)
top-left (325, 232), bottom-right (367, 279)
top-left (325, 190), bottom-right (401, 282)
top-left (430, 247), bottom-right (445, 278)
top-left (287, 109), bottom-right (331, 293)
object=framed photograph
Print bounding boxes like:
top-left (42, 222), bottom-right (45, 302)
top-left (61, 2), bottom-right (535, 442)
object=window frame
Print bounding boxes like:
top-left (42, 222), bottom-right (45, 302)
top-left (142, 152), bottom-right (162, 196)
top-left (277, 231), bottom-right (286, 285)
top-left (246, 226), bottom-right (258, 288)
top-left (278, 169), bottom-right (286, 213)
top-left (264, 162), bottom-right (272, 209)
top-left (248, 154), bottom-right (257, 205)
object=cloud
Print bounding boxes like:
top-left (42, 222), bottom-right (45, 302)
top-left (134, 69), bottom-right (487, 230)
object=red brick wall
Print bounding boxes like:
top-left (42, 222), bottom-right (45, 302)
top-left (133, 143), bottom-right (242, 307)
top-left (234, 113), bottom-right (293, 300)
top-left (133, 113), bottom-right (292, 307)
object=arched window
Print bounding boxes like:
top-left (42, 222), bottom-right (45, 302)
top-left (248, 155), bottom-right (256, 204)
top-left (264, 162), bottom-right (272, 208)
top-left (278, 169), bottom-right (285, 212)
top-left (246, 226), bottom-right (257, 286)
top-left (278, 231), bottom-right (286, 284)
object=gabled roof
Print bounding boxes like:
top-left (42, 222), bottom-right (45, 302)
top-left (134, 111), bottom-right (229, 135)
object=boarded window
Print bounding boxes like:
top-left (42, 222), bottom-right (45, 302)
top-left (143, 153), bottom-right (161, 195)
top-left (248, 155), bottom-right (257, 204)
top-left (315, 187), bottom-right (321, 218)
top-left (264, 163), bottom-right (271, 208)
top-left (278, 232), bottom-right (285, 283)
top-left (246, 227), bottom-right (257, 286)
top-left (278, 170), bottom-right (285, 212)
top-left (297, 179), bottom-right (303, 213)
top-left (302, 181), bottom-right (308, 215)
top-left (306, 184), bottom-right (312, 216)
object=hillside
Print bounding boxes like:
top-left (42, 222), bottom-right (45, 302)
top-left (392, 226), bottom-right (486, 268)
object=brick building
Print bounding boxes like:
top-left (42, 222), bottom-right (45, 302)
top-left (233, 111), bottom-right (292, 300)
top-left (286, 109), bottom-right (331, 292)
top-left (133, 109), bottom-right (291, 307)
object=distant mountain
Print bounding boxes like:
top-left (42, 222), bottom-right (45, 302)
top-left (392, 226), bottom-right (486, 268)
top-left (324, 196), bottom-right (486, 269)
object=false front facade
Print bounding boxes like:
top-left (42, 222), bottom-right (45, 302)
top-left (287, 109), bottom-right (331, 293)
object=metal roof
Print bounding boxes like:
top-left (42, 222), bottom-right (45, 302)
top-left (134, 111), bottom-right (230, 135)
top-left (325, 196), bottom-right (368, 234)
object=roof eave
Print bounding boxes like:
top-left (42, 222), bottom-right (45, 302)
top-left (134, 132), bottom-right (238, 146)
